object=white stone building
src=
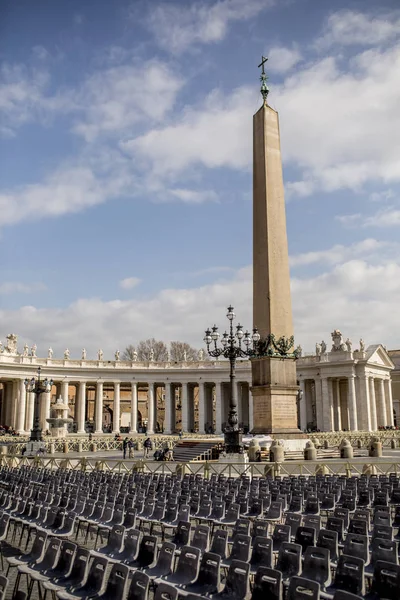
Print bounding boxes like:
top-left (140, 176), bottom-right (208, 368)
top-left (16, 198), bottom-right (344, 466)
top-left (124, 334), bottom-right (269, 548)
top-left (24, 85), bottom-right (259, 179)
top-left (0, 332), bottom-right (395, 435)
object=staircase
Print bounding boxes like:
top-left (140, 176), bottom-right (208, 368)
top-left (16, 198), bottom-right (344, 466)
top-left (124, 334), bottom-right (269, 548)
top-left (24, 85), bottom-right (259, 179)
top-left (173, 439), bottom-right (221, 462)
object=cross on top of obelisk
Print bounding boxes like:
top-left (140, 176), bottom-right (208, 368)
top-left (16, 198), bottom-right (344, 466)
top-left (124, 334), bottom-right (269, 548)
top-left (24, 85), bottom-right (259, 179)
top-left (258, 55), bottom-right (269, 103)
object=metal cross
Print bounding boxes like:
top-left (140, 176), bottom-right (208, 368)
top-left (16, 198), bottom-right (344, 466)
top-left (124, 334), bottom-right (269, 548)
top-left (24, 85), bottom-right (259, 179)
top-left (258, 56), bottom-right (268, 74)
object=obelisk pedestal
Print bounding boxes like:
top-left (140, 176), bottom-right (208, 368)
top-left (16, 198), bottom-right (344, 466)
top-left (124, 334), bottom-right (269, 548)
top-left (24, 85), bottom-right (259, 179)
top-left (251, 88), bottom-right (301, 437)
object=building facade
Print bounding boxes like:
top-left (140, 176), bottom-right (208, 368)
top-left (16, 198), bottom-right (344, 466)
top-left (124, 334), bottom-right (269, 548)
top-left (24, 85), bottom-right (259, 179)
top-left (0, 333), bottom-right (395, 435)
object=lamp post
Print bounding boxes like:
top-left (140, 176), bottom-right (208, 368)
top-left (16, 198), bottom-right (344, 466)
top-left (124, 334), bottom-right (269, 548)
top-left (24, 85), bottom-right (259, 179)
top-left (204, 305), bottom-right (261, 454)
top-left (24, 367), bottom-right (53, 442)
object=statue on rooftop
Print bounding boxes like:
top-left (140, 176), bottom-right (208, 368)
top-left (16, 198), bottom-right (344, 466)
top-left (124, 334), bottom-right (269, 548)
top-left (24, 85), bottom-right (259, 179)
top-left (82, 348), bottom-right (87, 360)
top-left (48, 347), bottom-right (53, 359)
top-left (64, 349), bottom-right (70, 360)
top-left (359, 338), bottom-right (365, 352)
top-left (345, 338), bottom-right (352, 352)
top-left (98, 349), bottom-right (103, 361)
top-left (115, 350), bottom-right (120, 361)
top-left (149, 348), bottom-right (155, 362)
top-left (23, 343), bottom-right (29, 357)
top-left (31, 344), bottom-right (37, 357)
top-left (315, 342), bottom-right (321, 356)
top-left (321, 340), bottom-right (327, 354)
top-left (331, 329), bottom-right (346, 352)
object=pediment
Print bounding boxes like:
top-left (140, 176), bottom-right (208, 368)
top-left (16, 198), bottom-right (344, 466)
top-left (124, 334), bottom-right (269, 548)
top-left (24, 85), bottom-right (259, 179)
top-left (365, 344), bottom-right (395, 369)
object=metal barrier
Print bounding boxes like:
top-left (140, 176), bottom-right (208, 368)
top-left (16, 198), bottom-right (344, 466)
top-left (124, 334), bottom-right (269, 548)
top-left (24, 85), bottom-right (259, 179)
top-left (1, 455), bottom-right (400, 478)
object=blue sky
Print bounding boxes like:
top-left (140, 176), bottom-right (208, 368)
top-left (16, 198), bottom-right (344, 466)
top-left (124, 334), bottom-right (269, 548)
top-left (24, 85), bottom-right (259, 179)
top-left (1, 0), bottom-right (400, 357)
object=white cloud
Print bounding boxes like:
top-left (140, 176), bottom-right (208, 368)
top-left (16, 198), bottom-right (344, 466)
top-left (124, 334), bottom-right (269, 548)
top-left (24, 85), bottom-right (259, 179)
top-left (73, 62), bottom-right (184, 141)
top-left (168, 188), bottom-right (218, 204)
top-left (337, 207), bottom-right (400, 228)
top-left (317, 9), bottom-right (400, 48)
top-left (122, 87), bottom-right (253, 176)
top-left (120, 277), bottom-right (141, 290)
top-left (0, 282), bottom-right (46, 295)
top-left (145, 0), bottom-right (273, 54)
top-left (2, 251), bottom-right (400, 357)
top-left (290, 238), bottom-right (397, 267)
top-left (267, 46), bottom-right (302, 73)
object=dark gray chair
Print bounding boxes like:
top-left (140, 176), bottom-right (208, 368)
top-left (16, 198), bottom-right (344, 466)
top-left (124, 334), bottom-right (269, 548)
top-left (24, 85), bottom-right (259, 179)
top-left (276, 542), bottom-right (301, 585)
top-left (154, 582), bottom-right (178, 600)
top-left (158, 545), bottom-right (200, 587)
top-left (301, 547), bottom-right (331, 591)
top-left (322, 554), bottom-right (365, 599)
top-left (249, 536), bottom-right (272, 574)
top-left (143, 542), bottom-right (176, 581)
top-left (182, 551), bottom-right (221, 596)
top-left (210, 529), bottom-right (228, 560)
top-left (126, 570), bottom-right (150, 600)
top-left (92, 563), bottom-right (129, 600)
top-left (251, 567), bottom-right (282, 600)
top-left (57, 555), bottom-right (108, 600)
top-left (213, 560), bottom-right (250, 600)
top-left (287, 576), bottom-right (320, 600)
top-left (41, 547), bottom-right (90, 600)
top-left (91, 525), bottom-right (125, 559)
top-left (365, 560), bottom-right (400, 600)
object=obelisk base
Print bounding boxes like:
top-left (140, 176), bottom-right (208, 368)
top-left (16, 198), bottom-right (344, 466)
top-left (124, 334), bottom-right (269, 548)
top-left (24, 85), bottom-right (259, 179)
top-left (251, 356), bottom-right (301, 434)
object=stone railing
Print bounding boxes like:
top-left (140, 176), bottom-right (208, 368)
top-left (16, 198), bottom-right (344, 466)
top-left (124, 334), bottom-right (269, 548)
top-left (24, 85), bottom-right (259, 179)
top-left (309, 430), bottom-right (400, 448)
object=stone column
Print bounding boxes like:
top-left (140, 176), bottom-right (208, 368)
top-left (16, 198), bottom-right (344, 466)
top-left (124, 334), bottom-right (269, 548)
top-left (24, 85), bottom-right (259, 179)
top-left (25, 391), bottom-right (35, 433)
top-left (113, 382), bottom-right (120, 433)
top-left (384, 378), bottom-right (394, 427)
top-left (4, 383), bottom-right (13, 427)
top-left (357, 375), bottom-right (371, 431)
top-left (181, 383), bottom-right (188, 433)
top-left (129, 382), bottom-right (138, 433)
top-left (61, 380), bottom-right (69, 433)
top-left (328, 378), bottom-right (335, 432)
top-left (299, 379), bottom-right (307, 431)
top-left (16, 379), bottom-right (27, 434)
top-left (164, 383), bottom-right (172, 434)
top-left (347, 375), bottom-right (358, 431)
top-left (197, 382), bottom-right (205, 434)
top-left (40, 390), bottom-right (51, 432)
top-left (147, 383), bottom-right (154, 434)
top-left (11, 380), bottom-right (19, 429)
top-left (77, 382), bottom-right (86, 434)
top-left (334, 379), bottom-right (342, 431)
top-left (369, 377), bottom-right (378, 431)
top-left (314, 377), bottom-right (324, 430)
top-left (215, 382), bottom-right (223, 434)
top-left (249, 388), bottom-right (254, 432)
top-left (376, 378), bottom-right (387, 428)
top-left (321, 376), bottom-right (332, 431)
top-left (95, 381), bottom-right (103, 434)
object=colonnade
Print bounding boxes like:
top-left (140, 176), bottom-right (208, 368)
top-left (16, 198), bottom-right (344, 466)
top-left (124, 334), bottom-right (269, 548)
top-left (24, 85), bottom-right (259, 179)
top-left (299, 374), bottom-right (394, 432)
top-left (0, 377), bottom-right (252, 435)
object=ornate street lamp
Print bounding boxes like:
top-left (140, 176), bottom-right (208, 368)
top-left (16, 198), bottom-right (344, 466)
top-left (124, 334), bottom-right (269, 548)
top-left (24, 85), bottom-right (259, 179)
top-left (24, 367), bottom-right (53, 442)
top-left (204, 305), bottom-right (261, 454)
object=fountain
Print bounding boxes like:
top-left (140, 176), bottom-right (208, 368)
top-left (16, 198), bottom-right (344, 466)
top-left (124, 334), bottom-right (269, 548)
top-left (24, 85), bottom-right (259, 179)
top-left (46, 395), bottom-right (73, 438)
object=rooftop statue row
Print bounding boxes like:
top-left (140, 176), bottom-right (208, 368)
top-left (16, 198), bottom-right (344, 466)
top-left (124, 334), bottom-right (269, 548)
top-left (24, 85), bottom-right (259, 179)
top-left (315, 330), bottom-right (366, 356)
top-left (0, 334), bottom-right (208, 362)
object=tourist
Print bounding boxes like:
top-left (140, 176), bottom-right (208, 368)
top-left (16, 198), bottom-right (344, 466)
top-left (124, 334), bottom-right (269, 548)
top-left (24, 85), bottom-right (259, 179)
top-left (128, 438), bottom-right (134, 458)
top-left (122, 437), bottom-right (129, 459)
top-left (143, 437), bottom-right (152, 458)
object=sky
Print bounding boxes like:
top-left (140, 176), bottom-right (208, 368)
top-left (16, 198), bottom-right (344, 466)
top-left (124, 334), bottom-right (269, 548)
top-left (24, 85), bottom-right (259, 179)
top-left (1, 0), bottom-right (400, 359)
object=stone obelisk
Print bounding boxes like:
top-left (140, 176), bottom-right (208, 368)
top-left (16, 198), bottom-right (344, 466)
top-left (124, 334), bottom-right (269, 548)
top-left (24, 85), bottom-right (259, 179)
top-left (251, 57), bottom-right (300, 434)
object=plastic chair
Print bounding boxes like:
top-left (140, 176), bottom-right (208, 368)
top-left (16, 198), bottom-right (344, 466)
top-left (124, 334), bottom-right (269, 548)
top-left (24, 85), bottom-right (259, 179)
top-left (126, 570), bottom-right (150, 600)
top-left (57, 555), bottom-right (108, 600)
top-left (93, 563), bottom-right (129, 600)
top-left (16, 537), bottom-right (61, 599)
top-left (295, 526), bottom-right (316, 555)
top-left (276, 542), bottom-right (301, 584)
top-left (91, 525), bottom-right (125, 559)
top-left (365, 539), bottom-right (398, 578)
top-left (265, 502), bottom-right (282, 524)
top-left (304, 497), bottom-right (320, 516)
top-left (249, 536), bottom-right (272, 573)
top-left (303, 516), bottom-right (321, 536)
top-left (213, 560), bottom-right (250, 600)
top-left (158, 545), bottom-right (200, 587)
top-left (127, 535), bottom-right (158, 569)
top-left (302, 546), bottom-right (331, 591)
top-left (6, 530), bottom-right (48, 577)
top-left (342, 534), bottom-right (369, 565)
top-left (0, 575), bottom-right (8, 600)
top-left (317, 529), bottom-right (339, 566)
top-left (285, 513), bottom-right (301, 540)
top-left (287, 576), bottom-right (320, 600)
top-left (365, 560), bottom-right (400, 600)
top-left (322, 554), bottom-right (365, 599)
top-left (371, 525), bottom-right (393, 541)
top-left (272, 525), bottom-right (291, 553)
top-left (326, 517), bottom-right (345, 544)
top-left (348, 519), bottom-right (368, 537)
top-left (113, 528), bottom-right (141, 563)
top-left (210, 529), bottom-right (228, 560)
top-left (41, 547), bottom-right (90, 599)
top-left (154, 582), bottom-right (178, 600)
top-left (191, 524), bottom-right (210, 554)
top-left (222, 534), bottom-right (251, 568)
top-left (143, 542), bottom-right (176, 581)
top-left (172, 521), bottom-right (191, 550)
top-left (250, 567), bottom-right (282, 600)
top-left (182, 551), bottom-right (221, 596)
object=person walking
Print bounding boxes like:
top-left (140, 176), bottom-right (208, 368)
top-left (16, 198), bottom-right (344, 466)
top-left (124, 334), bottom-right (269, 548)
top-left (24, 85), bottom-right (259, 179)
top-left (123, 437), bottom-right (128, 459)
top-left (143, 437), bottom-right (152, 459)
top-left (128, 438), bottom-right (134, 459)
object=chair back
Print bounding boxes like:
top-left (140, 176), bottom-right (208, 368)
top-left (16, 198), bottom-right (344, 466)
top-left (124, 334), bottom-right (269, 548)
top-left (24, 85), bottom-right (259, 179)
top-left (192, 525), bottom-right (210, 553)
top-left (250, 536), bottom-right (272, 570)
top-left (251, 567), bottom-right (282, 600)
top-left (333, 555), bottom-right (365, 597)
top-left (53, 540), bottom-right (77, 577)
top-left (136, 535), bottom-right (158, 568)
top-left (276, 543), bottom-right (302, 580)
top-left (224, 560), bottom-right (250, 600)
top-left (210, 529), bottom-right (228, 559)
top-left (154, 582), bottom-right (178, 600)
top-left (302, 546), bottom-right (331, 588)
top-left (287, 576), bottom-right (320, 600)
top-left (175, 546), bottom-right (201, 582)
top-left (230, 534), bottom-right (251, 562)
top-left (173, 521), bottom-right (191, 547)
top-left (370, 560), bottom-right (400, 600)
top-left (126, 570), bottom-right (150, 600)
top-left (104, 563), bottom-right (129, 600)
top-left (195, 551), bottom-right (221, 590)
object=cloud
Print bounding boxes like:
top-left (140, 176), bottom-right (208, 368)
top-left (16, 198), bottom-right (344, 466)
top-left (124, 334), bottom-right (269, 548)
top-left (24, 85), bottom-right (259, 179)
top-left (290, 238), bottom-right (397, 267)
top-left (2, 251), bottom-right (400, 356)
top-left (267, 46), bottom-right (302, 73)
top-left (0, 282), bottom-right (46, 295)
top-left (144, 0), bottom-right (273, 54)
top-left (168, 188), bottom-right (218, 204)
top-left (317, 9), bottom-right (400, 48)
top-left (119, 277), bottom-right (141, 290)
top-left (73, 62), bottom-right (184, 141)
top-left (337, 207), bottom-right (400, 228)
top-left (122, 87), bottom-right (253, 176)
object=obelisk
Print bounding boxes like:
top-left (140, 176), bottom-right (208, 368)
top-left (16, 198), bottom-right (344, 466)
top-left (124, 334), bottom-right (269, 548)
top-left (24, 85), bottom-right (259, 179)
top-left (251, 57), bottom-right (300, 434)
